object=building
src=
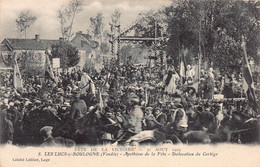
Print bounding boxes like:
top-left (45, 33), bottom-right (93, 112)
top-left (0, 33), bottom-right (98, 72)
top-left (70, 31), bottom-right (99, 69)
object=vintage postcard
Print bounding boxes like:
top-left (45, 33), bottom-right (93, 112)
top-left (0, 0), bottom-right (259, 167)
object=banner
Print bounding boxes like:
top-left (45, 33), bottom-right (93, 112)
top-left (13, 59), bottom-right (23, 89)
top-left (23, 51), bottom-right (45, 76)
top-left (180, 49), bottom-right (187, 84)
top-left (45, 50), bottom-right (57, 83)
top-left (241, 37), bottom-right (257, 110)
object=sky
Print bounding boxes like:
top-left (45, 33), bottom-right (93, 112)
top-left (0, 0), bottom-right (171, 41)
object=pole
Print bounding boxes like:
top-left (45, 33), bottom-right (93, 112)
top-left (117, 24), bottom-right (121, 64)
top-left (198, 7), bottom-right (203, 98)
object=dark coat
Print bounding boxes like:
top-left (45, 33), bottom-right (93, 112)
top-left (40, 137), bottom-right (75, 147)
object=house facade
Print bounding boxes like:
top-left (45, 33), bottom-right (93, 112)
top-left (0, 33), bottom-right (97, 72)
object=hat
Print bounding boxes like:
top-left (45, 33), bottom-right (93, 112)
top-left (61, 102), bottom-right (70, 107)
top-left (35, 100), bottom-right (41, 104)
top-left (24, 98), bottom-right (30, 101)
top-left (187, 86), bottom-right (196, 93)
top-left (3, 98), bottom-right (8, 104)
top-left (39, 126), bottom-right (53, 135)
top-left (128, 93), bottom-right (140, 103)
top-left (9, 102), bottom-right (14, 106)
top-left (89, 106), bottom-right (95, 112)
top-left (25, 101), bottom-right (32, 106)
top-left (153, 107), bottom-right (160, 111)
top-left (14, 100), bottom-right (21, 105)
top-left (101, 133), bottom-right (114, 141)
top-left (172, 101), bottom-right (183, 109)
top-left (146, 107), bottom-right (153, 111)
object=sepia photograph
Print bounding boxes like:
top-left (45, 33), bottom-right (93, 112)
top-left (0, 0), bottom-right (259, 166)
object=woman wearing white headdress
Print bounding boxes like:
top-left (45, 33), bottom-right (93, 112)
top-left (163, 67), bottom-right (180, 95)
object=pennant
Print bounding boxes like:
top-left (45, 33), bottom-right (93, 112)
top-left (13, 59), bottom-right (23, 89)
top-left (241, 38), bottom-right (257, 111)
top-left (45, 50), bottom-right (57, 83)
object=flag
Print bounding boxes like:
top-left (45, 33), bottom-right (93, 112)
top-left (13, 59), bottom-right (23, 89)
top-left (241, 38), bottom-right (257, 111)
top-left (90, 81), bottom-right (96, 96)
top-left (45, 50), bottom-right (57, 83)
top-left (98, 89), bottom-right (104, 110)
top-left (144, 88), bottom-right (148, 106)
top-left (192, 65), bottom-right (199, 92)
top-left (179, 49), bottom-right (187, 84)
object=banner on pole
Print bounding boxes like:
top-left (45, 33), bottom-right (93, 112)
top-left (52, 58), bottom-right (60, 68)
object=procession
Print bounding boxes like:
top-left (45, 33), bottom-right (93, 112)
top-left (0, 0), bottom-right (259, 147)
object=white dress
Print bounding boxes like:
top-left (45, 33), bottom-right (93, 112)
top-left (163, 73), bottom-right (180, 94)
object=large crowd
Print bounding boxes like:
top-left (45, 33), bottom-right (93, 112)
top-left (0, 62), bottom-right (259, 147)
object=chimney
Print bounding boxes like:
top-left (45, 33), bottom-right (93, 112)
top-left (76, 31), bottom-right (82, 36)
top-left (35, 34), bottom-right (40, 41)
top-left (59, 37), bottom-right (65, 42)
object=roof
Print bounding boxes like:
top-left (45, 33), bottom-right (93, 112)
top-left (81, 36), bottom-right (99, 49)
top-left (81, 34), bottom-right (91, 40)
top-left (2, 38), bottom-right (60, 50)
top-left (70, 32), bottom-right (99, 49)
top-left (0, 53), bottom-right (12, 69)
top-left (0, 44), bottom-right (11, 51)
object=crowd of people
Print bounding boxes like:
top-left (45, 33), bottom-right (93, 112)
top-left (0, 61), bottom-right (259, 147)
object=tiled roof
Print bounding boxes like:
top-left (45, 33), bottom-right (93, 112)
top-left (3, 38), bottom-right (60, 50)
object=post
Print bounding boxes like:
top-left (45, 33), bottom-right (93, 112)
top-left (117, 24), bottom-right (121, 64)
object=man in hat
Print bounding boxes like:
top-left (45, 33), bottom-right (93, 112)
top-left (39, 126), bottom-right (75, 147)
top-left (115, 93), bottom-right (143, 143)
top-left (153, 107), bottom-right (167, 127)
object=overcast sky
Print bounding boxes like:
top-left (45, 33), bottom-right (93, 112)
top-left (0, 0), bottom-right (171, 41)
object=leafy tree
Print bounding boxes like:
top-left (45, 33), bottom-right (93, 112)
top-left (89, 12), bottom-right (105, 43)
top-left (100, 42), bottom-right (109, 55)
top-left (50, 42), bottom-right (80, 69)
top-left (133, 0), bottom-right (259, 74)
top-left (16, 10), bottom-right (37, 38)
top-left (57, 0), bottom-right (84, 41)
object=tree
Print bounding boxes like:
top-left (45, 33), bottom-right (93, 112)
top-left (50, 42), bottom-right (80, 69)
top-left (58, 0), bottom-right (84, 41)
top-left (100, 43), bottom-right (109, 55)
top-left (111, 9), bottom-right (121, 26)
top-left (120, 44), bottom-right (133, 64)
top-left (16, 10), bottom-right (37, 38)
top-left (164, 0), bottom-right (258, 72)
top-left (89, 12), bottom-right (105, 43)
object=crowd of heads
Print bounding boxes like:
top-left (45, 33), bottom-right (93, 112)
top-left (0, 62), bottom-right (259, 146)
